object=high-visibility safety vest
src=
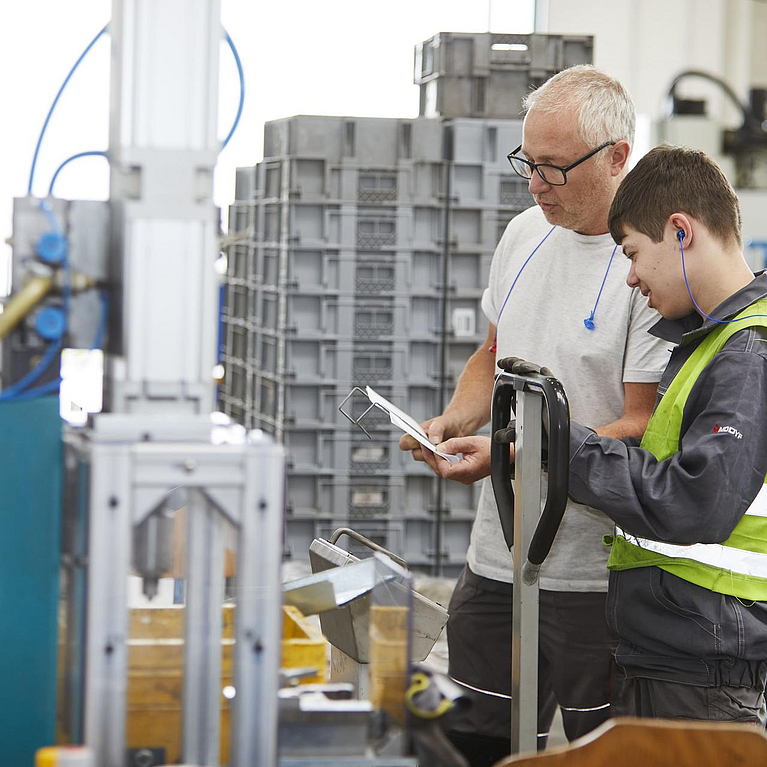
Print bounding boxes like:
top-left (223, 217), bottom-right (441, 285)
top-left (607, 299), bottom-right (767, 601)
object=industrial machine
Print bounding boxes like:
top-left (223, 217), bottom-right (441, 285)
top-left (4, 2), bottom-right (282, 765)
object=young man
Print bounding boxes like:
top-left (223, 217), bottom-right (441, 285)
top-left (400, 66), bottom-right (669, 763)
top-left (441, 145), bottom-right (767, 722)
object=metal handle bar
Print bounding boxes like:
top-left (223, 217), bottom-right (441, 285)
top-left (329, 527), bottom-right (409, 570)
top-left (490, 371), bottom-right (570, 565)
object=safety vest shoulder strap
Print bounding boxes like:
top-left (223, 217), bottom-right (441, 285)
top-left (641, 298), bottom-right (767, 461)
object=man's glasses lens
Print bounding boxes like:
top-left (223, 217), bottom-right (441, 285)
top-left (509, 156), bottom-right (533, 179)
top-left (509, 155), bottom-right (567, 185)
top-left (536, 166), bottom-right (566, 185)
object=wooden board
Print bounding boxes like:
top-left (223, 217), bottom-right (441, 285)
top-left (495, 717), bottom-right (767, 767)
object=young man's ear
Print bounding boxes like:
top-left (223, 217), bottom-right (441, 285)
top-left (610, 140), bottom-right (631, 176)
top-left (668, 214), bottom-right (692, 247)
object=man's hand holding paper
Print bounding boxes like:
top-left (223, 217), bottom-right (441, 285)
top-left (429, 435), bottom-right (496, 484)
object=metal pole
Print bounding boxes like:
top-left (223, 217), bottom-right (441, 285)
top-left (83, 445), bottom-right (131, 767)
top-left (434, 121), bottom-right (454, 576)
top-left (182, 489), bottom-right (225, 765)
top-left (511, 390), bottom-right (541, 754)
top-left (231, 438), bottom-right (284, 767)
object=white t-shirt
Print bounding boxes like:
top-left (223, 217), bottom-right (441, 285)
top-left (467, 206), bottom-right (671, 591)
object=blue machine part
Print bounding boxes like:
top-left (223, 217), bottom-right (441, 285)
top-left (35, 306), bottom-right (67, 341)
top-left (0, 396), bottom-right (62, 765)
top-left (36, 231), bottom-right (68, 264)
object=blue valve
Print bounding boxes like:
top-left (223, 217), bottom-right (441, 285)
top-left (36, 231), bottom-right (68, 264)
top-left (35, 306), bottom-right (66, 341)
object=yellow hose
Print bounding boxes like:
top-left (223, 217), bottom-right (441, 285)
top-left (0, 276), bottom-right (53, 340)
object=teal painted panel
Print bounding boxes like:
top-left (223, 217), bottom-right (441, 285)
top-left (0, 396), bottom-right (62, 765)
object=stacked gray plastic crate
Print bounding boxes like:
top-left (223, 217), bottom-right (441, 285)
top-left (221, 114), bottom-right (532, 573)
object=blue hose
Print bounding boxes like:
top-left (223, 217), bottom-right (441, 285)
top-left (221, 29), bottom-right (245, 150)
top-left (28, 24), bottom-right (109, 197)
top-left (48, 151), bottom-right (109, 197)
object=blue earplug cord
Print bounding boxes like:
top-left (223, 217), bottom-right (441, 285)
top-left (679, 229), bottom-right (767, 324)
top-left (496, 226), bottom-right (617, 333)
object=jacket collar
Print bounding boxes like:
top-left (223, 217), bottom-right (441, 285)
top-left (649, 271), bottom-right (767, 345)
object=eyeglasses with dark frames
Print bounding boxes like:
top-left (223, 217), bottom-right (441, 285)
top-left (506, 142), bottom-right (617, 186)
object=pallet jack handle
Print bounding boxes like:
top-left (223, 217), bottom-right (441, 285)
top-left (490, 370), bottom-right (570, 575)
top-left (490, 369), bottom-right (571, 755)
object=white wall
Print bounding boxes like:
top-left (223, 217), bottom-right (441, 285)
top-left (537, 0), bottom-right (767, 127)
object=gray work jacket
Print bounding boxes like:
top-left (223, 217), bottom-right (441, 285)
top-left (567, 272), bottom-right (767, 688)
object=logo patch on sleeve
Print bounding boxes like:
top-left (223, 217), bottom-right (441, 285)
top-left (711, 424), bottom-right (743, 439)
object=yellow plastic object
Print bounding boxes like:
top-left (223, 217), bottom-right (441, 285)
top-left (281, 604), bottom-right (328, 685)
top-left (36, 746), bottom-right (93, 766)
top-left (125, 603), bottom-right (328, 764)
top-left (35, 748), bottom-right (57, 767)
top-left (405, 672), bottom-right (452, 719)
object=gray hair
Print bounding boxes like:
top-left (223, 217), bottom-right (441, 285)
top-left (522, 64), bottom-right (635, 150)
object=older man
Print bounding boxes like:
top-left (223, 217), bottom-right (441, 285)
top-left (400, 66), bottom-right (670, 765)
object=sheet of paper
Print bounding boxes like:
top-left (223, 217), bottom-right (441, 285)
top-left (365, 386), bottom-right (462, 465)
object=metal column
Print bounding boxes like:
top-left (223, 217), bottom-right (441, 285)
top-left (107, 0), bottom-right (221, 415)
top-left (510, 391), bottom-right (542, 754)
top-left (83, 444), bottom-right (132, 767)
top-left (230, 438), bottom-right (284, 766)
top-left (183, 489), bottom-right (226, 765)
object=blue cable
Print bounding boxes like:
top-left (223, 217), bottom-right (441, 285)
top-left (1, 291), bottom-right (111, 404)
top-left (492, 226), bottom-right (617, 350)
top-left (91, 290), bottom-right (110, 350)
top-left (45, 200), bottom-right (73, 321)
top-left (496, 226), bottom-right (556, 327)
top-left (0, 340), bottom-right (63, 401)
top-left (680, 233), bottom-right (767, 324)
top-left (48, 151), bottom-right (109, 197)
top-left (31, 23), bottom-right (241, 197)
top-left (5, 379), bottom-right (62, 403)
top-left (28, 24), bottom-right (109, 197)
top-left (41, 199), bottom-right (72, 337)
top-left (40, 199), bottom-right (61, 232)
top-left (221, 29), bottom-right (245, 150)
top-left (583, 244), bottom-right (618, 330)
top-left (40, 27), bottom-right (242, 199)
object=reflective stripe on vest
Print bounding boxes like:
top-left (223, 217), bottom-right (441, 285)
top-left (607, 299), bottom-right (767, 600)
top-left (615, 484), bottom-right (767, 577)
top-left (744, 483), bottom-right (767, 518)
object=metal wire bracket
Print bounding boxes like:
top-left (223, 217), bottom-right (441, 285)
top-left (337, 386), bottom-right (389, 440)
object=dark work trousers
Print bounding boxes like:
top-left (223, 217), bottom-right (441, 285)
top-left (633, 677), bottom-right (767, 725)
top-left (447, 566), bottom-right (632, 767)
